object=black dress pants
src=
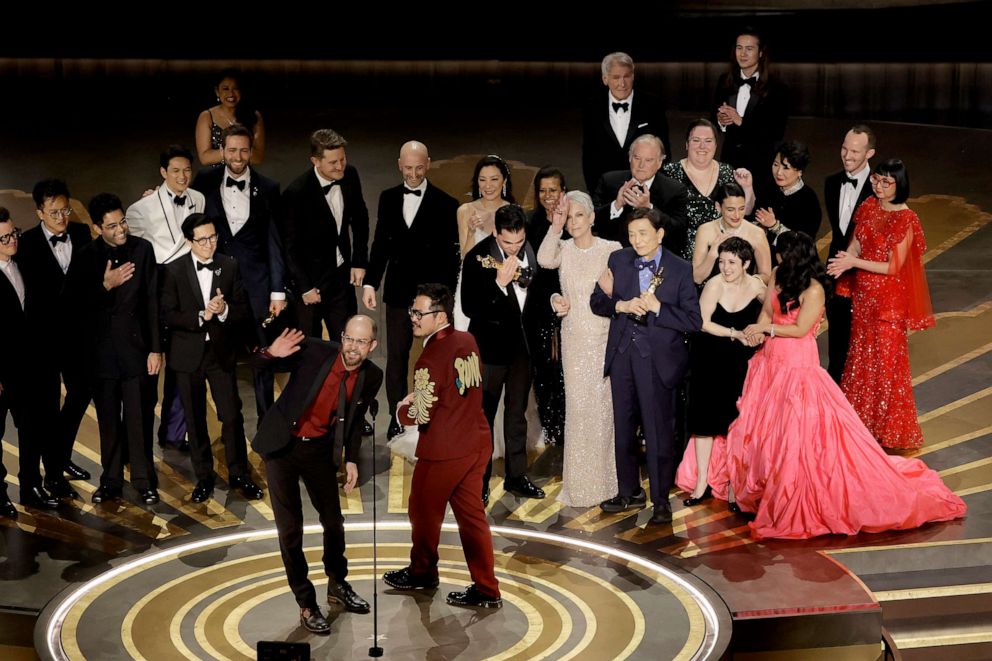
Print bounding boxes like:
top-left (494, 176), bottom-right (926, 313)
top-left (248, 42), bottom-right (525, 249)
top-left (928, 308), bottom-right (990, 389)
top-left (481, 350), bottom-right (532, 487)
top-left (92, 375), bottom-right (156, 491)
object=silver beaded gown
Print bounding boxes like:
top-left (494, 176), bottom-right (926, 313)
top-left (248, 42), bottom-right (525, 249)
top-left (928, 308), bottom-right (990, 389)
top-left (538, 231), bottom-right (621, 506)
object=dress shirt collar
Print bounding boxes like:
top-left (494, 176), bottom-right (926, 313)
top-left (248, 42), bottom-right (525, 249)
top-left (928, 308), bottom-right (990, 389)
top-left (163, 184), bottom-right (189, 201)
top-left (635, 175), bottom-right (656, 189)
top-left (609, 90), bottom-right (634, 108)
top-left (225, 167), bottom-right (251, 187)
top-left (740, 70), bottom-right (760, 81)
top-left (782, 179), bottom-right (805, 197)
top-left (314, 167), bottom-right (340, 190)
top-left (848, 162), bottom-right (870, 184)
top-left (404, 179), bottom-right (428, 194)
top-left (40, 222), bottom-right (66, 241)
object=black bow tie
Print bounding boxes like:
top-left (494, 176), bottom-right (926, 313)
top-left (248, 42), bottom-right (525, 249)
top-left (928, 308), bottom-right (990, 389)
top-left (843, 177), bottom-right (858, 187)
top-left (739, 77), bottom-right (757, 87)
top-left (49, 233), bottom-right (68, 246)
top-left (226, 177), bottom-right (246, 191)
top-left (173, 195), bottom-right (187, 206)
top-left (322, 181), bottom-right (341, 194)
top-left (612, 102), bottom-right (629, 113)
top-left (196, 261), bottom-right (216, 272)
top-left (636, 257), bottom-right (657, 272)
top-left (403, 188), bottom-right (422, 197)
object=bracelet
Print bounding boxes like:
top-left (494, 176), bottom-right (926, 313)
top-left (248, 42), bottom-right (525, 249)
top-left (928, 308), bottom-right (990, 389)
top-left (770, 325), bottom-right (775, 338)
top-left (729, 327), bottom-right (736, 339)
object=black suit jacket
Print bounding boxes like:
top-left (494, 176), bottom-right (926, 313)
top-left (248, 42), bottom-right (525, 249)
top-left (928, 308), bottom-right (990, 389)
top-left (366, 181), bottom-right (460, 307)
top-left (461, 236), bottom-right (540, 366)
top-left (824, 171), bottom-right (874, 258)
top-left (193, 165), bottom-right (286, 319)
top-left (582, 90), bottom-right (671, 191)
top-left (65, 236), bottom-right (161, 379)
top-left (593, 169), bottom-right (690, 254)
top-left (251, 340), bottom-right (383, 464)
top-left (0, 265), bottom-right (29, 393)
top-left (281, 165), bottom-right (369, 296)
top-left (161, 253), bottom-right (250, 372)
top-left (17, 221), bottom-right (93, 364)
top-left (713, 73), bottom-right (789, 192)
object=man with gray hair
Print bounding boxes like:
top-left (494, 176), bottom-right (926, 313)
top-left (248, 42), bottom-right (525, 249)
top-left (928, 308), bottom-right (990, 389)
top-left (582, 51), bottom-right (671, 191)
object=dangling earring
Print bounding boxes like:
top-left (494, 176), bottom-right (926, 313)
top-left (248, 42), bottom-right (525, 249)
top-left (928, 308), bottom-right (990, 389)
top-left (216, 96), bottom-right (221, 102)
top-left (502, 182), bottom-right (507, 198)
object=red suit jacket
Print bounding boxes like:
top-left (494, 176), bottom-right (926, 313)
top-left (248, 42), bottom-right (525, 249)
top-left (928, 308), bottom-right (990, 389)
top-left (398, 326), bottom-right (490, 461)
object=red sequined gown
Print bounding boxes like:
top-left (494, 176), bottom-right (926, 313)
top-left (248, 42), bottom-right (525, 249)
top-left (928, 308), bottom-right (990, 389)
top-left (840, 197), bottom-right (934, 449)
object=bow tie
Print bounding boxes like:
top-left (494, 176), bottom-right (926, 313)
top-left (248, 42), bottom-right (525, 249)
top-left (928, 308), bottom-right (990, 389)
top-left (843, 177), bottom-right (858, 187)
top-left (173, 195), bottom-right (187, 206)
top-left (636, 257), bottom-right (657, 272)
top-left (322, 181), bottom-right (341, 194)
top-left (739, 77), bottom-right (757, 87)
top-left (196, 261), bottom-right (216, 272)
top-left (226, 177), bottom-right (246, 191)
top-left (49, 233), bottom-right (68, 246)
top-left (612, 101), bottom-right (629, 113)
top-left (403, 188), bottom-right (422, 197)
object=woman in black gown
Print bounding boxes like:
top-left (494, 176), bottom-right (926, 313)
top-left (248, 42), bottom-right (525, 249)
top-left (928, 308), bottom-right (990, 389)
top-left (754, 141), bottom-right (821, 260)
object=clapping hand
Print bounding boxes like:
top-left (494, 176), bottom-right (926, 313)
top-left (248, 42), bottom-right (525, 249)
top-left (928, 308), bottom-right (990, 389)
top-left (717, 103), bottom-right (742, 127)
top-left (267, 328), bottom-right (306, 358)
top-left (621, 179), bottom-right (650, 208)
top-left (754, 208), bottom-right (777, 229)
top-left (826, 252), bottom-right (855, 278)
top-left (204, 288), bottom-right (226, 320)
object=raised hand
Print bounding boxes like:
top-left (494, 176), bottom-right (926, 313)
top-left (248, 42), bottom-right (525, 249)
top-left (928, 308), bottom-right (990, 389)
top-left (103, 260), bottom-right (136, 290)
top-left (496, 255), bottom-right (518, 288)
top-left (268, 328), bottom-right (306, 358)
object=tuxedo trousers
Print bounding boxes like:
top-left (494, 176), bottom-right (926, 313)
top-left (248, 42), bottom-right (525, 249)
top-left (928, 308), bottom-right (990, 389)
top-left (19, 362), bottom-right (85, 490)
top-left (827, 295), bottom-right (853, 384)
top-left (610, 345), bottom-right (677, 506)
top-left (265, 435), bottom-right (347, 609)
top-left (409, 448), bottom-right (500, 598)
top-left (92, 375), bottom-right (157, 491)
top-left (175, 347), bottom-right (248, 483)
top-left (296, 265), bottom-right (356, 341)
top-left (481, 351), bottom-right (532, 485)
top-left (385, 303), bottom-right (414, 414)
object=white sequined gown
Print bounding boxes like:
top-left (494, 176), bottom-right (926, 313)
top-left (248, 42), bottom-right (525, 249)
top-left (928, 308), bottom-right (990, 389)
top-left (538, 232), bottom-right (621, 506)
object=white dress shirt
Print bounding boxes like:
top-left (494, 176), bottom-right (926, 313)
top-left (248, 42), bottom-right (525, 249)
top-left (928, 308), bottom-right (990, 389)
top-left (314, 167), bottom-right (345, 267)
top-left (608, 90), bottom-right (634, 146)
top-left (40, 223), bottom-right (72, 273)
top-left (221, 168), bottom-right (251, 235)
top-left (402, 180), bottom-right (428, 227)
top-left (0, 256), bottom-right (25, 309)
top-left (495, 246), bottom-right (528, 311)
top-left (839, 163), bottom-right (870, 236)
top-left (193, 254), bottom-right (228, 339)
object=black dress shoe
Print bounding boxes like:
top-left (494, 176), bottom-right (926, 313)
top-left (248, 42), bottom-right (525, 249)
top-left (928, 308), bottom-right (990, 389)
top-left (22, 486), bottom-right (59, 509)
top-left (649, 502), bottom-right (673, 525)
top-left (682, 485), bottom-right (713, 507)
top-left (328, 580), bottom-right (370, 614)
top-left (44, 479), bottom-right (80, 500)
top-left (383, 567), bottom-right (439, 591)
top-left (230, 476), bottom-right (264, 500)
top-left (65, 461), bottom-right (91, 480)
top-left (91, 486), bottom-right (122, 504)
top-left (362, 420), bottom-right (374, 436)
top-left (600, 488), bottom-right (647, 513)
top-left (386, 418), bottom-right (404, 440)
top-left (1, 498), bottom-right (17, 519)
top-left (191, 481), bottom-right (214, 503)
top-left (446, 584), bottom-right (502, 609)
top-left (482, 488), bottom-right (490, 507)
top-left (503, 476), bottom-right (545, 499)
top-left (139, 489), bottom-right (160, 505)
top-left (300, 607), bottom-right (330, 635)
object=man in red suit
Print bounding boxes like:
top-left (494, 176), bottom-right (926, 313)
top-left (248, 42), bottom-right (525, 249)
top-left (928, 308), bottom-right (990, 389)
top-left (383, 283), bottom-right (501, 609)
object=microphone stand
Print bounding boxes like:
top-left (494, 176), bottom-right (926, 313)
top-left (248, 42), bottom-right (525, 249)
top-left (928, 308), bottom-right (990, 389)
top-left (367, 399), bottom-right (383, 658)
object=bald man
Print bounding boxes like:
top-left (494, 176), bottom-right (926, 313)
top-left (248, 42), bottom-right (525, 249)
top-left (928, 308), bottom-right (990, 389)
top-left (252, 316), bottom-right (384, 633)
top-left (363, 141), bottom-right (460, 439)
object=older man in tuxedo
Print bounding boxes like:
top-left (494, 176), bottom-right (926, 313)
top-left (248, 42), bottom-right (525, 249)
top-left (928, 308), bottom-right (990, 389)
top-left (17, 178), bottom-right (93, 507)
top-left (161, 213), bottom-right (263, 503)
top-left (0, 209), bottom-right (27, 518)
top-left (593, 135), bottom-right (689, 255)
top-left (192, 123), bottom-right (286, 419)
top-left (252, 317), bottom-right (382, 633)
top-left (127, 145), bottom-right (205, 449)
top-left (282, 128), bottom-right (370, 342)
top-left (66, 193), bottom-right (162, 505)
top-left (824, 125), bottom-right (876, 383)
top-left (362, 140), bottom-right (460, 439)
top-left (582, 52), bottom-right (671, 192)
top-left (591, 208), bottom-right (701, 525)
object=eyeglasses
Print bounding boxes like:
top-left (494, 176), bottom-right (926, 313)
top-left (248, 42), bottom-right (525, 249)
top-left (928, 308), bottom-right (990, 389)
top-left (104, 218), bottom-right (129, 232)
top-left (46, 208), bottom-right (72, 219)
top-left (408, 307), bottom-right (442, 321)
top-left (870, 174), bottom-right (896, 189)
top-left (341, 334), bottom-right (373, 347)
top-left (190, 233), bottom-right (219, 247)
top-left (0, 229), bottom-right (21, 245)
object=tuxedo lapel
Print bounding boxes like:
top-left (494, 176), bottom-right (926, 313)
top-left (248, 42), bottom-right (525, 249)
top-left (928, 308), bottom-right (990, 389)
top-left (185, 258), bottom-right (205, 310)
top-left (344, 367), bottom-right (367, 434)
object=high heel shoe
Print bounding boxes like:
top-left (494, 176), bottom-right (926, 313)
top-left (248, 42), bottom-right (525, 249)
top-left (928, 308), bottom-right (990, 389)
top-left (682, 485), bottom-right (713, 507)
top-left (728, 501), bottom-right (741, 514)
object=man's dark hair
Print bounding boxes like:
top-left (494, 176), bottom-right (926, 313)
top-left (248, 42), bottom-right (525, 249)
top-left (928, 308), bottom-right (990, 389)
top-left (494, 204), bottom-right (527, 234)
top-left (88, 193), bottom-right (124, 227)
top-left (181, 213), bottom-right (216, 240)
top-left (32, 178), bottom-right (71, 209)
top-left (221, 123), bottom-right (254, 149)
top-left (625, 206), bottom-right (673, 234)
top-left (0, 207), bottom-right (10, 223)
top-left (160, 145), bottom-right (194, 170)
top-left (415, 283), bottom-right (454, 323)
top-left (310, 129), bottom-right (347, 158)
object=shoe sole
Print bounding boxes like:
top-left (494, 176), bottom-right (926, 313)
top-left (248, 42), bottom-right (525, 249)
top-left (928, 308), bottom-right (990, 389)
top-left (382, 577), bottom-right (439, 591)
top-left (446, 597), bottom-right (503, 609)
top-left (599, 502), bottom-right (646, 514)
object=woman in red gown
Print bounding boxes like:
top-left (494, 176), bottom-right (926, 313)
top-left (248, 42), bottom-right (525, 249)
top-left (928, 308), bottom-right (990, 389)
top-left (728, 232), bottom-right (964, 540)
top-left (827, 159), bottom-right (934, 450)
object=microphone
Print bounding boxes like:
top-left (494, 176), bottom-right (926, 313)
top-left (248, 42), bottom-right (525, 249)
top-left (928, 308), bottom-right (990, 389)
top-left (369, 399), bottom-right (379, 419)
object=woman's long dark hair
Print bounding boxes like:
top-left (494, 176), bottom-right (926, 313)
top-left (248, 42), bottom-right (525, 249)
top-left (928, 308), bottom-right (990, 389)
top-left (775, 231), bottom-right (831, 312)
top-left (214, 68), bottom-right (257, 131)
top-left (471, 155), bottom-right (515, 203)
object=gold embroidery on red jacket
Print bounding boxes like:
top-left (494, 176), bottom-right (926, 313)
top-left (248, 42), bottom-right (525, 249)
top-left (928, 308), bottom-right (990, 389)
top-left (410, 367), bottom-right (440, 424)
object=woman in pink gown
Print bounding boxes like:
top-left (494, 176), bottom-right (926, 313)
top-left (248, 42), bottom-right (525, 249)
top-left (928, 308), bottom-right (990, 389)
top-left (726, 232), bottom-right (965, 540)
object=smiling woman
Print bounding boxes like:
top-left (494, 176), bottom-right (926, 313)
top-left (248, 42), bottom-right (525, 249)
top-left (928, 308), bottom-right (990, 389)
top-left (195, 68), bottom-right (265, 166)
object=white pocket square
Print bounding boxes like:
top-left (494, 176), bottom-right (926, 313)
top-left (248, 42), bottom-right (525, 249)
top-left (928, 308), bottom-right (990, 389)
top-left (637, 122), bottom-right (649, 128)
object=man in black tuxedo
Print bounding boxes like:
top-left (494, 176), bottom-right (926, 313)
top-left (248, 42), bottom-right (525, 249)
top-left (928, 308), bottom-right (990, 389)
top-left (824, 124), bottom-right (876, 383)
top-left (192, 123), bottom-right (286, 420)
top-left (66, 194), bottom-right (162, 505)
top-left (582, 52), bottom-right (671, 192)
top-left (591, 208), bottom-right (702, 525)
top-left (461, 205), bottom-right (545, 503)
top-left (161, 213), bottom-right (264, 503)
top-left (17, 179), bottom-right (93, 507)
top-left (282, 129), bottom-right (370, 342)
top-left (0, 209), bottom-right (27, 518)
top-left (593, 135), bottom-right (689, 254)
top-left (362, 140), bottom-right (460, 439)
top-left (251, 318), bottom-right (382, 633)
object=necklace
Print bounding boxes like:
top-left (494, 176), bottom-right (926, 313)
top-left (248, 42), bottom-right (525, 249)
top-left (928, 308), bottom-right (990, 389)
top-left (718, 217), bottom-right (743, 236)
